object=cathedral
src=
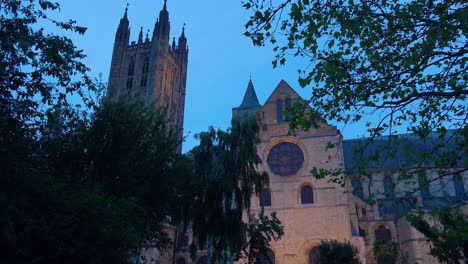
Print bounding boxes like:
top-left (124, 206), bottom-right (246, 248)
top-left (107, 1), bottom-right (188, 148)
top-left (232, 79), bottom-right (467, 264)
top-left (106, 2), bottom-right (467, 264)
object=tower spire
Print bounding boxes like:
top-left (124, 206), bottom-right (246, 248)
top-left (138, 27), bottom-right (143, 44)
top-left (154, 0), bottom-right (170, 39)
top-left (123, 3), bottom-right (129, 20)
top-left (238, 79), bottom-right (261, 109)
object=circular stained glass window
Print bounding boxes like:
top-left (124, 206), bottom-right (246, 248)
top-left (267, 142), bottom-right (304, 176)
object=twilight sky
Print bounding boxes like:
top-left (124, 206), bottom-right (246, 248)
top-left (51, 0), bottom-right (364, 152)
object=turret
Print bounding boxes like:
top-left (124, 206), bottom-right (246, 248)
top-left (232, 78), bottom-right (262, 120)
top-left (153, 0), bottom-right (170, 42)
top-left (138, 27), bottom-right (143, 45)
top-left (146, 0), bottom-right (171, 104)
top-left (115, 5), bottom-right (130, 45)
top-left (177, 24), bottom-right (188, 57)
top-left (145, 30), bottom-right (150, 43)
top-left (108, 5), bottom-right (131, 98)
top-left (172, 37), bottom-right (176, 51)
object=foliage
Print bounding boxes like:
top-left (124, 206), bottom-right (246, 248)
top-left (0, 173), bottom-right (139, 264)
top-left (0, 0), bottom-right (189, 261)
top-left (244, 2), bottom-right (467, 262)
top-left (245, 211), bottom-right (284, 264)
top-left (0, 0), bottom-right (94, 124)
top-left (188, 116), bottom-right (283, 263)
top-left (406, 208), bottom-right (468, 263)
top-left (243, 0), bottom-right (468, 191)
top-left (84, 99), bottom-right (182, 246)
top-left (316, 240), bottom-right (361, 264)
top-left (373, 240), bottom-right (400, 264)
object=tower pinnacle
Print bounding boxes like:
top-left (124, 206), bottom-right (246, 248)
top-left (138, 27), bottom-right (143, 44)
top-left (123, 3), bottom-right (129, 20)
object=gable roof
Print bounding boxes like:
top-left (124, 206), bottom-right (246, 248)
top-left (343, 130), bottom-right (467, 172)
top-left (262, 79), bottom-right (305, 106)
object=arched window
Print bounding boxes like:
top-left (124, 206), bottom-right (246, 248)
top-left (176, 257), bottom-right (186, 264)
top-left (453, 174), bottom-right (465, 198)
top-left (310, 118), bottom-right (317, 128)
top-left (359, 226), bottom-right (366, 239)
top-left (126, 57), bottom-right (135, 90)
top-left (352, 178), bottom-right (364, 199)
top-left (383, 175), bottom-right (395, 198)
top-left (140, 57), bottom-right (149, 87)
top-left (257, 248), bottom-right (275, 264)
top-left (361, 208), bottom-right (367, 217)
top-left (309, 247), bottom-right (320, 264)
top-left (260, 189), bottom-right (271, 207)
top-left (284, 98), bottom-right (292, 121)
top-left (178, 233), bottom-right (188, 249)
top-left (375, 225), bottom-right (392, 241)
top-left (276, 99), bottom-right (283, 123)
top-left (196, 256), bottom-right (207, 264)
top-left (418, 175), bottom-right (430, 197)
top-left (301, 185), bottom-right (314, 204)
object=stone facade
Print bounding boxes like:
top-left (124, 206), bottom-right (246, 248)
top-left (107, 1), bottom-right (188, 145)
top-left (237, 80), bottom-right (365, 264)
top-left (232, 80), bottom-right (467, 264)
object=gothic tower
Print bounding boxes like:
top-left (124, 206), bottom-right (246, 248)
top-left (108, 1), bottom-right (188, 149)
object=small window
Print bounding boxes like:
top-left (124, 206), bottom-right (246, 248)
top-left (126, 57), bottom-right (135, 90)
top-left (375, 225), bottom-right (392, 241)
top-left (352, 178), bottom-right (364, 199)
top-left (453, 174), bottom-right (465, 198)
top-left (284, 98), bottom-right (292, 121)
top-left (262, 124), bottom-right (268, 131)
top-left (260, 189), bottom-right (271, 207)
top-left (359, 227), bottom-right (366, 239)
top-left (309, 118), bottom-right (317, 128)
top-left (383, 176), bottom-right (395, 198)
top-left (361, 208), bottom-right (367, 216)
top-left (140, 57), bottom-right (149, 87)
top-left (309, 247), bottom-right (320, 264)
top-left (196, 256), bottom-right (207, 264)
top-left (276, 99), bottom-right (283, 123)
top-left (257, 248), bottom-right (275, 264)
top-left (301, 185), bottom-right (314, 204)
top-left (418, 175), bottom-right (430, 197)
top-left (178, 233), bottom-right (188, 249)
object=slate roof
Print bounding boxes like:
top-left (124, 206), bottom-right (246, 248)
top-left (236, 79), bottom-right (261, 110)
top-left (342, 130), bottom-right (467, 172)
top-left (377, 196), bottom-right (464, 218)
top-left (377, 197), bottom-right (417, 218)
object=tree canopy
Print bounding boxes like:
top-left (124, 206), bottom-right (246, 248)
top-left (407, 208), bottom-right (468, 263)
top-left (316, 240), bottom-right (361, 264)
top-left (244, 1), bottom-right (467, 261)
top-left (0, 1), bottom-right (187, 262)
top-left (187, 116), bottom-right (283, 263)
top-left (243, 0), bottom-right (467, 194)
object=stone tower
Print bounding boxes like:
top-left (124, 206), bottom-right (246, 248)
top-left (108, 1), bottom-right (188, 145)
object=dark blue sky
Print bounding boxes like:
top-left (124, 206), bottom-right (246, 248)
top-left (52, 0), bottom-right (365, 152)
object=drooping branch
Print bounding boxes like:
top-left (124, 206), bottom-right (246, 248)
top-left (381, 90), bottom-right (468, 106)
